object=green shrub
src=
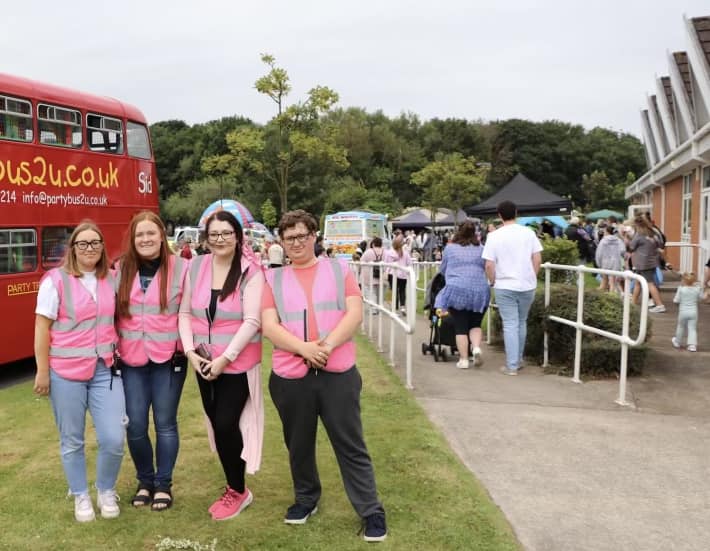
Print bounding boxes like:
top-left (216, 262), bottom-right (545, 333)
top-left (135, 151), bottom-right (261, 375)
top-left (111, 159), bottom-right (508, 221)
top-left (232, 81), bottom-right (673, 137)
top-left (490, 284), bottom-right (651, 378)
top-left (539, 235), bottom-right (579, 282)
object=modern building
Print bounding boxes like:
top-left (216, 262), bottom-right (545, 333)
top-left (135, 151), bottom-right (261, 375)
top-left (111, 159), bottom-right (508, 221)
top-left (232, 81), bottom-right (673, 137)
top-left (625, 15), bottom-right (710, 274)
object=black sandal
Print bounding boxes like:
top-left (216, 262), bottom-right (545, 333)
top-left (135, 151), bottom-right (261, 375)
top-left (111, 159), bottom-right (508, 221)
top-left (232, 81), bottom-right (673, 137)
top-left (132, 484), bottom-right (153, 507)
top-left (151, 488), bottom-right (173, 511)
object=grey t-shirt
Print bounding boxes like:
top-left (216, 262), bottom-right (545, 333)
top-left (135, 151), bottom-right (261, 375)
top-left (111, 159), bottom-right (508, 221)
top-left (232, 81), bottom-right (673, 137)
top-left (628, 234), bottom-right (659, 271)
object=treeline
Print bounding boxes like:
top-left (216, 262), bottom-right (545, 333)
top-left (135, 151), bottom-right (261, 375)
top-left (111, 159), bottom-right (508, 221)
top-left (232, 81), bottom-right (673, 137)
top-left (153, 111), bottom-right (646, 226)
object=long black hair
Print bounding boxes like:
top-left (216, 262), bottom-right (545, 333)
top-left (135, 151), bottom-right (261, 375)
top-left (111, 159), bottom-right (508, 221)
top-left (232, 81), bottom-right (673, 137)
top-left (204, 210), bottom-right (244, 301)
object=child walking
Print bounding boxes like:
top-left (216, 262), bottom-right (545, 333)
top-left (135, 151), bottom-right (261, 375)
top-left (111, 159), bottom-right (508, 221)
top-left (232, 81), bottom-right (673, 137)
top-left (671, 272), bottom-right (704, 352)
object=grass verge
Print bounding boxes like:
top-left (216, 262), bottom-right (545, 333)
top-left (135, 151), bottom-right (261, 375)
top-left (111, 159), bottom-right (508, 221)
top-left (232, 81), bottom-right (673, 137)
top-left (0, 338), bottom-right (520, 551)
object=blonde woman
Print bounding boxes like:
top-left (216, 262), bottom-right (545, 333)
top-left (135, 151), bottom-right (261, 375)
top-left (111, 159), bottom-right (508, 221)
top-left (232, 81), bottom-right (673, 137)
top-left (34, 221), bottom-right (124, 522)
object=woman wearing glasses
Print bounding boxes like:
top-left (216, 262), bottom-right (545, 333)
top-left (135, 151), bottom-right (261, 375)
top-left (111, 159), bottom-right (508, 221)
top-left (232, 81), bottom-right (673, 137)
top-left (33, 221), bottom-right (125, 523)
top-left (178, 210), bottom-right (265, 520)
top-left (115, 211), bottom-right (189, 511)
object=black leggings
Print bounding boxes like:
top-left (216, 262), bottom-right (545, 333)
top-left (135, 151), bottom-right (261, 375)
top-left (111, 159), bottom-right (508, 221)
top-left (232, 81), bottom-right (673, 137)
top-left (196, 372), bottom-right (250, 492)
top-left (388, 275), bottom-right (407, 309)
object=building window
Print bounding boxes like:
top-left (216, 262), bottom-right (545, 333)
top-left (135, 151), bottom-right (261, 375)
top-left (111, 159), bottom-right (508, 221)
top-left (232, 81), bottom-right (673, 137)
top-left (703, 166), bottom-right (710, 189)
top-left (0, 229), bottom-right (37, 274)
top-left (87, 113), bottom-right (123, 154)
top-left (681, 173), bottom-right (692, 235)
top-left (0, 94), bottom-right (33, 142)
top-left (38, 104), bottom-right (82, 148)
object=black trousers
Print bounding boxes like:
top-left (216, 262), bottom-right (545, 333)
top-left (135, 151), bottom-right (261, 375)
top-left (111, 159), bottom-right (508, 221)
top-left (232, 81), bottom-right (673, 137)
top-left (196, 372), bottom-right (249, 492)
top-left (269, 366), bottom-right (384, 518)
top-left (387, 274), bottom-right (407, 309)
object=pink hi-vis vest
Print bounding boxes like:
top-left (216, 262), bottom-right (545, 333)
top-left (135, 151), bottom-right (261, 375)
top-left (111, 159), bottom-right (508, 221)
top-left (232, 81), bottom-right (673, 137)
top-left (189, 254), bottom-right (262, 374)
top-left (47, 268), bottom-right (117, 381)
top-left (265, 258), bottom-right (356, 379)
top-left (116, 256), bottom-right (188, 367)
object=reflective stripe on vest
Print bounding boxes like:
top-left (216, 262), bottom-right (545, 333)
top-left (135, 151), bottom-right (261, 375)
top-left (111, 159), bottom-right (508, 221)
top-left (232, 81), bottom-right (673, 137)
top-left (48, 268), bottom-right (117, 381)
top-left (116, 256), bottom-right (187, 366)
top-left (190, 254), bottom-right (262, 373)
top-left (266, 258), bottom-right (356, 377)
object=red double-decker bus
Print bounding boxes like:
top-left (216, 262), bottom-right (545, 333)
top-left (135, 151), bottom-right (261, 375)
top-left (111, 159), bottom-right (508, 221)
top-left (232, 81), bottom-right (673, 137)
top-left (0, 74), bottom-right (159, 364)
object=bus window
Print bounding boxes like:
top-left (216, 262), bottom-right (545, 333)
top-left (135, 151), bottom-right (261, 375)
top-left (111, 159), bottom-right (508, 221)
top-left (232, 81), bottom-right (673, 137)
top-left (0, 229), bottom-right (37, 273)
top-left (0, 95), bottom-right (33, 142)
top-left (87, 113), bottom-right (123, 154)
top-left (42, 227), bottom-right (73, 268)
top-left (127, 121), bottom-right (151, 159)
top-left (38, 104), bottom-right (82, 148)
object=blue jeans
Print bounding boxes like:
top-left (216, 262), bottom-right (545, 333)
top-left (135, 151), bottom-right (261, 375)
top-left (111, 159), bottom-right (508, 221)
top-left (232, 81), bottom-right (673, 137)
top-left (495, 288), bottom-right (536, 371)
top-left (122, 359), bottom-right (186, 490)
top-left (675, 311), bottom-right (698, 347)
top-left (49, 361), bottom-right (126, 495)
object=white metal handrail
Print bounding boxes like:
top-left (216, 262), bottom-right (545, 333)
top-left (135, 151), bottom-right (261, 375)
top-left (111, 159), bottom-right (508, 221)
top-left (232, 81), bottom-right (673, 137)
top-left (663, 242), bottom-right (707, 276)
top-left (412, 261), bottom-right (441, 293)
top-left (541, 263), bottom-right (649, 407)
top-left (349, 260), bottom-right (417, 389)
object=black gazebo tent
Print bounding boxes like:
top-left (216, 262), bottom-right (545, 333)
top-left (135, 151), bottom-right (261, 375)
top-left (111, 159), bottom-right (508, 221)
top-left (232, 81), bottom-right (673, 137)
top-left (466, 173), bottom-right (572, 217)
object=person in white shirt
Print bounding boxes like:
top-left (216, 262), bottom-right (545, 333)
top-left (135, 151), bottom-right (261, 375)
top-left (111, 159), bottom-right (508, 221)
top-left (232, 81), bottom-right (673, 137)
top-left (267, 238), bottom-right (284, 268)
top-left (482, 201), bottom-right (543, 376)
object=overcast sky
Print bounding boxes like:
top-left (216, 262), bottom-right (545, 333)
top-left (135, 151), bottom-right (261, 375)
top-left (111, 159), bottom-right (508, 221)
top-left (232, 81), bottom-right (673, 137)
top-left (2, 0), bottom-right (708, 138)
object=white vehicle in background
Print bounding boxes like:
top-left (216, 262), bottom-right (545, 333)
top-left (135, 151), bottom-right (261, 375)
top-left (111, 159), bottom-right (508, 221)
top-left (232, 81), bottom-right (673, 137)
top-left (169, 226), bottom-right (201, 252)
top-left (323, 211), bottom-right (390, 258)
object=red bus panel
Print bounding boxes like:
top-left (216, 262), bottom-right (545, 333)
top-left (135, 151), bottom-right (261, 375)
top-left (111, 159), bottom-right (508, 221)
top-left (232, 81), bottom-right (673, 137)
top-left (0, 73), bottom-right (159, 364)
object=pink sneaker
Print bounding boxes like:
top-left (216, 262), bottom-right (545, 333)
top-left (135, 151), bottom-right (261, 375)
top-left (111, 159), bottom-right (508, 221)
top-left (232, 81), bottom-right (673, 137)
top-left (210, 486), bottom-right (253, 521)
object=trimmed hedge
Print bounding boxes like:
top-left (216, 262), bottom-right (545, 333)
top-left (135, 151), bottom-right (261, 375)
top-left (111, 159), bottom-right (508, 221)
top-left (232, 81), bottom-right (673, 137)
top-left (491, 284), bottom-right (651, 377)
top-left (539, 235), bottom-right (579, 282)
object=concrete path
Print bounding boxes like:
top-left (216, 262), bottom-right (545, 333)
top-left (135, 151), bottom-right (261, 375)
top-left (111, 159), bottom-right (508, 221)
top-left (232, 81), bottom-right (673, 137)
top-left (371, 285), bottom-right (710, 551)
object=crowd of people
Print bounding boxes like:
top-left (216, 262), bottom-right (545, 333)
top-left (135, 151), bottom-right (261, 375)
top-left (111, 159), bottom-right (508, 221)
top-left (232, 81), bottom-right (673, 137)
top-left (29, 200), bottom-right (710, 538)
top-left (32, 209), bottom-right (387, 542)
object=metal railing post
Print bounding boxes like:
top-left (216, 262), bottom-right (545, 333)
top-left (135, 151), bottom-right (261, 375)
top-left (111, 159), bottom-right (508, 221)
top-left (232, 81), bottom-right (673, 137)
top-left (616, 273), bottom-right (633, 406)
top-left (389, 271), bottom-right (396, 366)
top-left (572, 267), bottom-right (584, 383)
top-left (406, 267), bottom-right (415, 389)
top-left (543, 265), bottom-right (550, 367)
top-left (377, 272), bottom-right (384, 351)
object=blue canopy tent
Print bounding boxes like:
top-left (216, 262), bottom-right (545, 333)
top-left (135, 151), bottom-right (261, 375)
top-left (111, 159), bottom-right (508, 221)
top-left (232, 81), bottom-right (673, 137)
top-left (517, 215), bottom-right (568, 229)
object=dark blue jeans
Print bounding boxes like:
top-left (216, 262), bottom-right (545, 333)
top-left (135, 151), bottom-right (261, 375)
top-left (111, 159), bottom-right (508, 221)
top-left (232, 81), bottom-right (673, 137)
top-left (122, 358), bottom-right (186, 490)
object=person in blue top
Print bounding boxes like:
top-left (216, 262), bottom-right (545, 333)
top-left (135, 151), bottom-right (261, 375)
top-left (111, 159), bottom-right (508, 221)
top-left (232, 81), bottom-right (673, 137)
top-left (434, 221), bottom-right (490, 369)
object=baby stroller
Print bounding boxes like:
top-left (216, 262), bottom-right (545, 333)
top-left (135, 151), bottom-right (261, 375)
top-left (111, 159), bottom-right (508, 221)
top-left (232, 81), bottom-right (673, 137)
top-left (421, 272), bottom-right (459, 362)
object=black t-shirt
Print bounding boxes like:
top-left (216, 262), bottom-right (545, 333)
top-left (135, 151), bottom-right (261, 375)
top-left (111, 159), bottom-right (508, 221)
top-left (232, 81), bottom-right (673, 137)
top-left (208, 289), bottom-right (220, 323)
top-left (138, 258), bottom-right (161, 292)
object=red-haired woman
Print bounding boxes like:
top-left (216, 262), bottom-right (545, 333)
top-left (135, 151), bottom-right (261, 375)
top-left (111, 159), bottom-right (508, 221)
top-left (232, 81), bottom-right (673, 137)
top-left (116, 211), bottom-right (189, 511)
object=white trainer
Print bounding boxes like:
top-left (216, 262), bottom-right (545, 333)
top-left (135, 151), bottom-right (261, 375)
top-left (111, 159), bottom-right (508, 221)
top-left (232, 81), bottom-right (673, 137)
top-left (456, 358), bottom-right (470, 369)
top-left (671, 337), bottom-right (681, 349)
top-left (97, 489), bottom-right (120, 519)
top-left (74, 493), bottom-right (95, 522)
top-left (472, 348), bottom-right (483, 367)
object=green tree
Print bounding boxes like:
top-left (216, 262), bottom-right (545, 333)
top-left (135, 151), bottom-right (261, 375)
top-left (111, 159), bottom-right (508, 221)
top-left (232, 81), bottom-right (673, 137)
top-left (581, 170), bottom-right (613, 211)
top-left (411, 153), bottom-right (489, 224)
top-left (161, 175), bottom-right (240, 225)
top-left (260, 198), bottom-right (277, 228)
top-left (322, 176), bottom-right (401, 217)
top-left (202, 54), bottom-right (348, 214)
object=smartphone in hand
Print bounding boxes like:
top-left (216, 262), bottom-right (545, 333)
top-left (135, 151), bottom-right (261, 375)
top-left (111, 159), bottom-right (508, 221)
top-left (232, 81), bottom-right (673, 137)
top-left (195, 343), bottom-right (212, 361)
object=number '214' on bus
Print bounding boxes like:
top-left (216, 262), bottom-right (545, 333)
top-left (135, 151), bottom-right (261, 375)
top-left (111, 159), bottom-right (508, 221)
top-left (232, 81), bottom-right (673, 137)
top-left (0, 73), bottom-right (159, 364)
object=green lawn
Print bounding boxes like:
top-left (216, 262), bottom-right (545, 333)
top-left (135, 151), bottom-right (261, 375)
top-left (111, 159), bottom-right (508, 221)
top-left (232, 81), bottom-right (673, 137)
top-left (0, 339), bottom-right (520, 551)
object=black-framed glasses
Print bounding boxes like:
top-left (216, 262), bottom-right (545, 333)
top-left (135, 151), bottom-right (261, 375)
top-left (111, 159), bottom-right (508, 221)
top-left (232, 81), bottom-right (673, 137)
top-left (73, 240), bottom-right (103, 250)
top-left (207, 230), bottom-right (236, 242)
top-left (283, 233), bottom-right (312, 245)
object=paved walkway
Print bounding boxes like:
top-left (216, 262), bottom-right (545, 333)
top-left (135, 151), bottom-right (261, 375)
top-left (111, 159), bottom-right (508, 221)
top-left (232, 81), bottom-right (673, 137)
top-left (374, 284), bottom-right (710, 551)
